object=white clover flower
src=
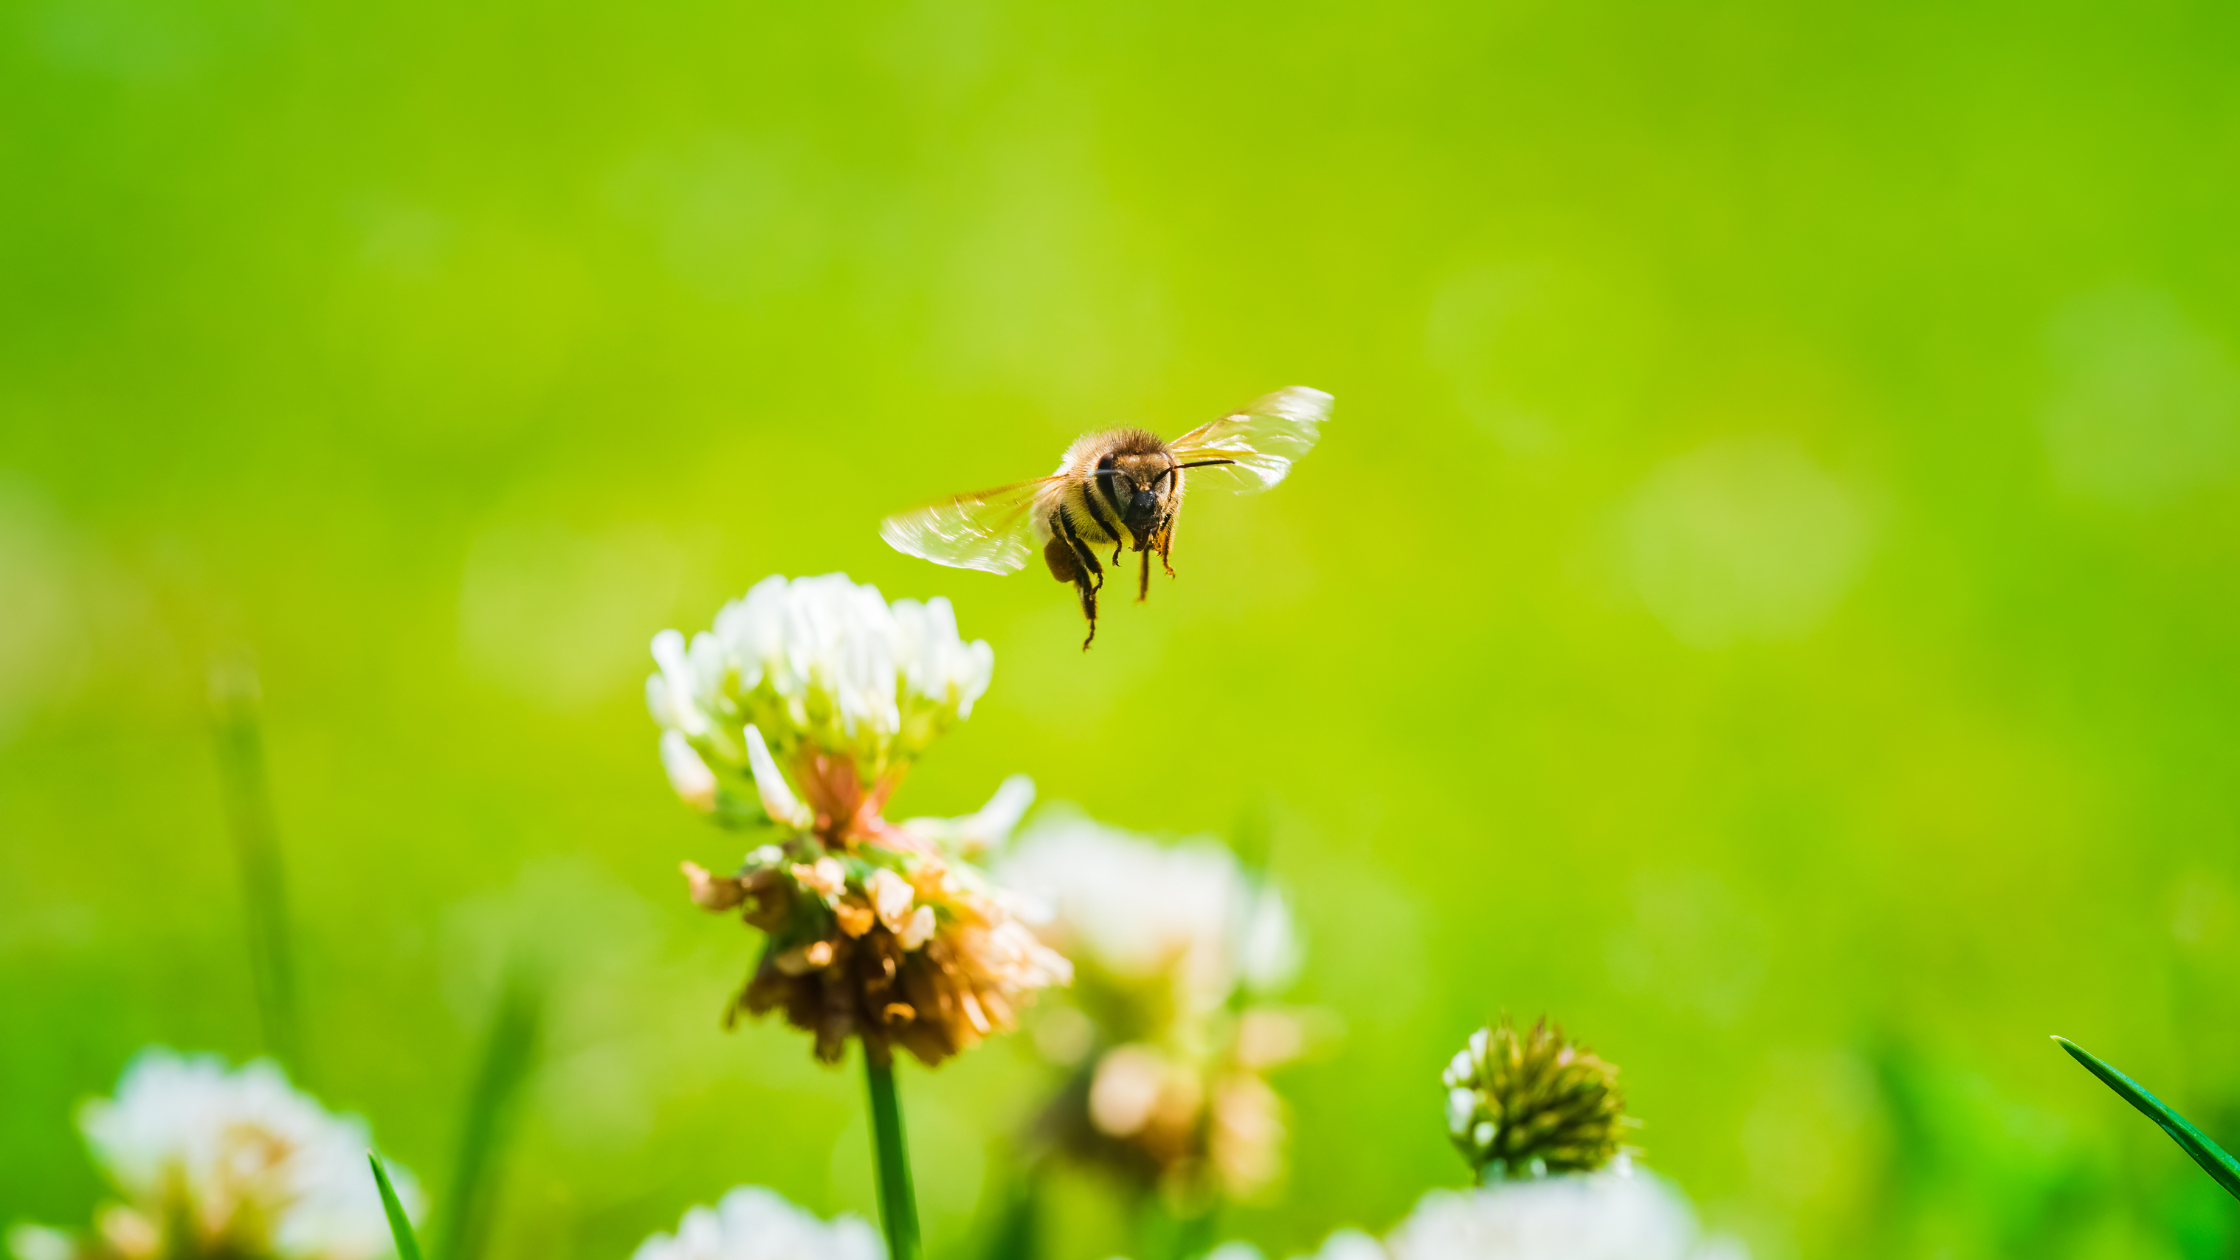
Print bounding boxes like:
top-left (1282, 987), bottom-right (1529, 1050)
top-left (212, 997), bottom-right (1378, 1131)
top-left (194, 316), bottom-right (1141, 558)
top-left (1001, 813), bottom-right (1297, 1015)
top-left (67, 1048), bottom-right (420, 1260)
top-left (1289, 1230), bottom-right (1386, 1260)
top-left (629, 1187), bottom-right (882, 1260)
top-left (647, 575), bottom-right (994, 802)
top-left (660, 581), bottom-right (1064, 1068)
top-left (7, 1226), bottom-right (77, 1260)
top-left (1001, 812), bottom-right (1306, 1203)
top-left (1381, 1172), bottom-right (1745, 1260)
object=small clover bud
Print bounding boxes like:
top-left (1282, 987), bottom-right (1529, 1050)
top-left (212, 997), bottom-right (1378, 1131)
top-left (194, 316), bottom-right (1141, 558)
top-left (1443, 1015), bottom-right (1626, 1183)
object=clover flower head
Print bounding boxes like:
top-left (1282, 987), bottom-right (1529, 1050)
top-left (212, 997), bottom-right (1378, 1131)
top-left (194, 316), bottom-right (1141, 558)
top-left (1381, 1172), bottom-right (1745, 1260)
top-left (628, 1187), bottom-right (882, 1260)
top-left (1443, 1017), bottom-right (1626, 1182)
top-left (659, 577), bottom-right (1065, 1068)
top-left (647, 574), bottom-right (993, 802)
top-left (1001, 812), bottom-right (1298, 1017)
top-left (22, 1048), bottom-right (421, 1260)
top-left (1001, 813), bottom-right (1310, 1205)
top-left (1287, 1231), bottom-right (1388, 1260)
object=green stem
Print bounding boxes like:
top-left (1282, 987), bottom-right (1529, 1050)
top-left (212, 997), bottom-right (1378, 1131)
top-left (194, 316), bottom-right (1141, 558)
top-left (865, 1053), bottom-right (922, 1260)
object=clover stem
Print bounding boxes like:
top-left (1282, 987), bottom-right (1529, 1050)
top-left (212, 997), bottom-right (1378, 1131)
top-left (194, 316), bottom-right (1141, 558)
top-left (866, 1053), bottom-right (922, 1260)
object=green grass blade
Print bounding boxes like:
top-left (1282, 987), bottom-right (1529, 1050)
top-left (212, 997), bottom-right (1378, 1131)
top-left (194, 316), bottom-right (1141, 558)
top-left (980, 1169), bottom-right (1039, 1260)
top-left (368, 1150), bottom-right (425, 1260)
top-left (211, 658), bottom-right (306, 1077)
top-left (437, 964), bottom-right (544, 1260)
top-left (2053, 1035), bottom-right (2240, 1200)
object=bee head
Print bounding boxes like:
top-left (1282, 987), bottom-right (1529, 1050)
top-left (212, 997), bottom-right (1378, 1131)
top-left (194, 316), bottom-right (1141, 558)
top-left (1095, 448), bottom-right (1176, 538)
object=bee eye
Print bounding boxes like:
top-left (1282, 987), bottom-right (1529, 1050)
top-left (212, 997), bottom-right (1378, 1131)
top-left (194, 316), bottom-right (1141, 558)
top-left (1095, 454), bottom-right (1117, 474)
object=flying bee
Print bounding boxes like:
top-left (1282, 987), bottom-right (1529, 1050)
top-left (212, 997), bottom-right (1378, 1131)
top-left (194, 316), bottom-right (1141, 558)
top-left (880, 386), bottom-right (1332, 649)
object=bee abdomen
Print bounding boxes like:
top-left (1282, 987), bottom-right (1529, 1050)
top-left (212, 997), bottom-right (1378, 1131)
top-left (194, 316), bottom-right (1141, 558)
top-left (1042, 536), bottom-right (1082, 584)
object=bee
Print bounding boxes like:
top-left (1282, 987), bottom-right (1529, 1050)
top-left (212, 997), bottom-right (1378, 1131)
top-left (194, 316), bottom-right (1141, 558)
top-left (880, 387), bottom-right (1332, 648)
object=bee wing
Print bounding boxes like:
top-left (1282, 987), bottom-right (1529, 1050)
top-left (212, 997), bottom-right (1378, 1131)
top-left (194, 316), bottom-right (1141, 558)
top-left (879, 477), bottom-right (1058, 574)
top-left (1166, 386), bottom-right (1332, 493)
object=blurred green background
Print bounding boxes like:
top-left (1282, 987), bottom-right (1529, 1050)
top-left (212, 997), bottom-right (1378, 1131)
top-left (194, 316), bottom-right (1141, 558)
top-left (7, 0), bottom-right (2240, 1257)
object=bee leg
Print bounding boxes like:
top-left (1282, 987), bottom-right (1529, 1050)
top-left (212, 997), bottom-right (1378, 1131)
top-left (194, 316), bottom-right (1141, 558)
top-left (1137, 549), bottom-right (1150, 602)
top-left (1075, 578), bottom-right (1098, 649)
top-left (1054, 509), bottom-right (1104, 648)
top-left (1059, 514), bottom-right (1104, 596)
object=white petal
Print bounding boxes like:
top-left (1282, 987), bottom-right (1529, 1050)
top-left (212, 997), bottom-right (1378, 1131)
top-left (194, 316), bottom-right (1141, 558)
top-left (659, 732), bottom-right (719, 813)
top-left (968, 775), bottom-right (1036, 848)
top-left (1446, 1086), bottom-right (1478, 1136)
top-left (743, 725), bottom-right (811, 828)
top-left (1444, 1048), bottom-right (1475, 1088)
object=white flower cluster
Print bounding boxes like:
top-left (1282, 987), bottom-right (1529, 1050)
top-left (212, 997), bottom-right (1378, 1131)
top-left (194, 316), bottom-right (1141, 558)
top-left (647, 574), bottom-right (995, 812)
top-left (1000, 813), bottom-right (1298, 1016)
top-left (628, 1187), bottom-right (881, 1260)
top-left (998, 812), bottom-right (1304, 1201)
top-left (33, 1048), bottom-right (421, 1260)
top-left (1291, 1173), bottom-right (1744, 1260)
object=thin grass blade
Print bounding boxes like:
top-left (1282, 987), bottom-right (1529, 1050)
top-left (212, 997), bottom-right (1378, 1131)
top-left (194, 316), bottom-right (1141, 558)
top-left (2053, 1035), bottom-right (2240, 1200)
top-left (977, 1158), bottom-right (1041, 1260)
top-left (211, 657), bottom-right (306, 1077)
top-left (437, 962), bottom-right (544, 1260)
top-left (368, 1151), bottom-right (425, 1260)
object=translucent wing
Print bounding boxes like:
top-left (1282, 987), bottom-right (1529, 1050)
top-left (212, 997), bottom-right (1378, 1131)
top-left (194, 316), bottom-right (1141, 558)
top-left (879, 478), bottom-right (1056, 574)
top-left (1166, 386), bottom-right (1333, 493)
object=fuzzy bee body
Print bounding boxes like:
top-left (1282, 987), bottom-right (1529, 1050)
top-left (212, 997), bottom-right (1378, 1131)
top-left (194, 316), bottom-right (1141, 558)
top-left (1032, 429), bottom-right (1187, 638)
top-left (880, 388), bottom-right (1332, 648)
